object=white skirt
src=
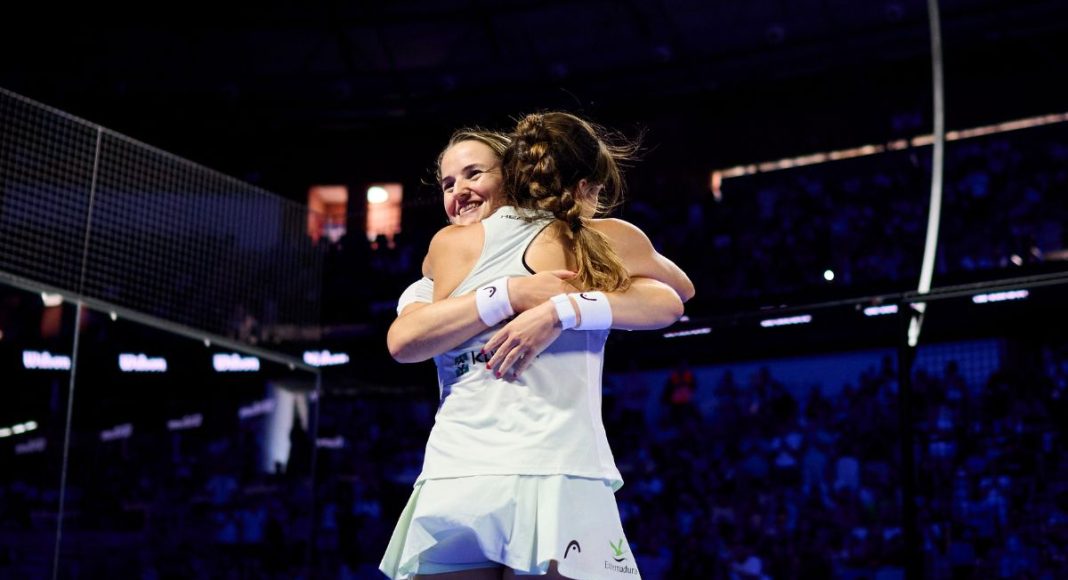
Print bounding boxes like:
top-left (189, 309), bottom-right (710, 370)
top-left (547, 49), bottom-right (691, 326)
top-left (379, 474), bottom-right (641, 579)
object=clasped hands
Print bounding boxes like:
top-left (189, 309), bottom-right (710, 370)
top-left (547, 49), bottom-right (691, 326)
top-left (483, 270), bottom-right (577, 381)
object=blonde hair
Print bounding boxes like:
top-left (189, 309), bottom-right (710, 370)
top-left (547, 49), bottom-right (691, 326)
top-left (434, 128), bottom-right (511, 185)
top-left (501, 112), bottom-right (639, 292)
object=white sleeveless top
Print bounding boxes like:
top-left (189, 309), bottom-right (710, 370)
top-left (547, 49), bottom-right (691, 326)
top-left (420, 206), bottom-right (623, 489)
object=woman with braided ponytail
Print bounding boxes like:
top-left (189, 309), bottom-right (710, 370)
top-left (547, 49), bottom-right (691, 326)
top-left (501, 111), bottom-right (634, 293)
top-left (380, 113), bottom-right (693, 580)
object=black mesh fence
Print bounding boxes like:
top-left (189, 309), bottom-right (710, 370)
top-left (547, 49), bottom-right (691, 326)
top-left (0, 87), bottom-right (322, 346)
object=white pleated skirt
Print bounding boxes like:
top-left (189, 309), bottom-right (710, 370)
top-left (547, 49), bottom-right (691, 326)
top-left (379, 474), bottom-right (641, 579)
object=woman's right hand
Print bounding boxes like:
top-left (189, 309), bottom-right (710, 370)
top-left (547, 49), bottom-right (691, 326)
top-left (484, 300), bottom-right (562, 380)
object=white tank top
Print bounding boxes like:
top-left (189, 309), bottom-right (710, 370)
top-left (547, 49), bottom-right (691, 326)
top-left (420, 206), bottom-right (623, 489)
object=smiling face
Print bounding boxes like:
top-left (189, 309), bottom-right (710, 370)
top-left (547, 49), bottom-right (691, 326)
top-left (439, 140), bottom-right (505, 226)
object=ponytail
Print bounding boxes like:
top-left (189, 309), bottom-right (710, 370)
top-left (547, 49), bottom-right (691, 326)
top-left (502, 112), bottom-right (636, 291)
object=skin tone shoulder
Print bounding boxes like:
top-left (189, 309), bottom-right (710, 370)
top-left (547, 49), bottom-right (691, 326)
top-left (389, 138), bottom-right (693, 378)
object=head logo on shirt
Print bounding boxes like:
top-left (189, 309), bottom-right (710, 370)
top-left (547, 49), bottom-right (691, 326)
top-left (564, 540), bottom-right (581, 558)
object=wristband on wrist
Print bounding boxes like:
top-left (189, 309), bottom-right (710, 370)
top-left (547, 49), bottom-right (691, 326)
top-left (550, 293), bottom-right (578, 330)
top-left (475, 277), bottom-right (515, 326)
top-left (571, 291), bottom-right (613, 330)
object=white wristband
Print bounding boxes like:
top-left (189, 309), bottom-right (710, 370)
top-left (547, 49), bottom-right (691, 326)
top-left (572, 291), bottom-right (613, 330)
top-left (475, 277), bottom-right (515, 326)
top-left (550, 293), bottom-right (578, 330)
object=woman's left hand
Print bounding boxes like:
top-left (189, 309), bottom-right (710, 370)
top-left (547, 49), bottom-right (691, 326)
top-left (484, 301), bottom-right (562, 380)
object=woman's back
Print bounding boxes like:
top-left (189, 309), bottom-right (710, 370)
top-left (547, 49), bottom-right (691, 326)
top-left (422, 205), bottom-right (622, 489)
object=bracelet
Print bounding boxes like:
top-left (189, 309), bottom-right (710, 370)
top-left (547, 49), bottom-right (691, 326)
top-left (550, 293), bottom-right (578, 330)
top-left (572, 291), bottom-right (613, 330)
top-left (475, 277), bottom-right (515, 326)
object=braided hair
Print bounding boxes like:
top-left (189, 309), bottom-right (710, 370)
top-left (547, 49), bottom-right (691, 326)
top-left (501, 112), bottom-right (638, 292)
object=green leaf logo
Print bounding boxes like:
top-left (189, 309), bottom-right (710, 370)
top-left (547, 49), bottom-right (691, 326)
top-left (610, 538), bottom-right (627, 558)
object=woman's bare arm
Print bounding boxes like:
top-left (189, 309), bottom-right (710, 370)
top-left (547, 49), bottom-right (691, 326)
top-left (592, 218), bottom-right (695, 302)
top-left (394, 217), bottom-right (693, 369)
top-left (389, 272), bottom-right (685, 364)
top-left (484, 277), bottom-right (683, 378)
top-left (387, 271), bottom-right (577, 363)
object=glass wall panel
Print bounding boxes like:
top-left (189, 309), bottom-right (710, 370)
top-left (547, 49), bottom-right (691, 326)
top-left (55, 309), bottom-right (318, 578)
top-left (0, 280), bottom-right (76, 578)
